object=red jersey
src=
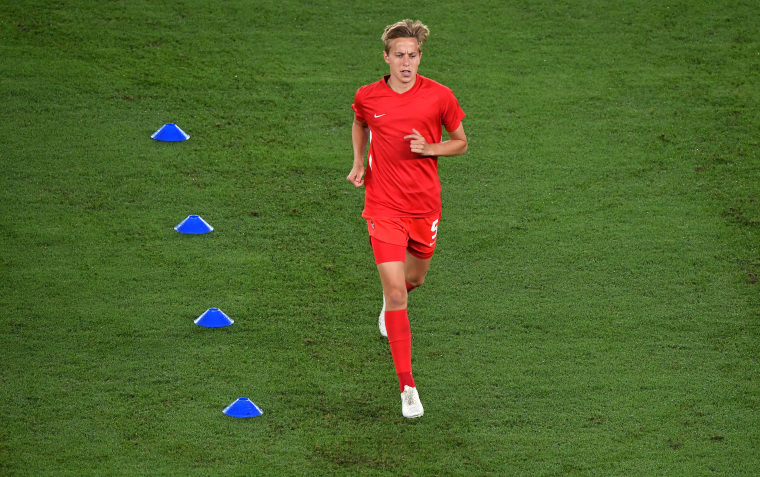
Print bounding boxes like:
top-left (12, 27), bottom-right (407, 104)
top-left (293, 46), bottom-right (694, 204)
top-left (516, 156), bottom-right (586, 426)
top-left (352, 74), bottom-right (465, 218)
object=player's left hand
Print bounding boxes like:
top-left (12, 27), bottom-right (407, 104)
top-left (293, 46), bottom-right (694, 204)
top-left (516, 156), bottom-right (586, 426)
top-left (404, 129), bottom-right (432, 155)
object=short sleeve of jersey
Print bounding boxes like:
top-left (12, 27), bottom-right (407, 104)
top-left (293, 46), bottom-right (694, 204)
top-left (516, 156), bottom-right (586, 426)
top-left (441, 88), bottom-right (466, 133)
top-left (351, 87), bottom-right (367, 124)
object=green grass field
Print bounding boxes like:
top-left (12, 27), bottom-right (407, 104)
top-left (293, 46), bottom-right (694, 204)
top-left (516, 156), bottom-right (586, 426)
top-left (1, 1), bottom-right (758, 475)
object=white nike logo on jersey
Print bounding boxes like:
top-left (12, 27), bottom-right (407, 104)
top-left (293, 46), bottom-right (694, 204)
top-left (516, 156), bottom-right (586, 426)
top-left (374, 113), bottom-right (386, 118)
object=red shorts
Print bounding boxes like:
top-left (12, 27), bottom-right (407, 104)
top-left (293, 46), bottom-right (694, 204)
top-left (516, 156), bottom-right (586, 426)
top-left (365, 214), bottom-right (441, 264)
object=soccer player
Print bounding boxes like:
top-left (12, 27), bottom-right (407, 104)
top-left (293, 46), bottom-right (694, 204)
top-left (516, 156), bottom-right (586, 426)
top-left (347, 19), bottom-right (468, 418)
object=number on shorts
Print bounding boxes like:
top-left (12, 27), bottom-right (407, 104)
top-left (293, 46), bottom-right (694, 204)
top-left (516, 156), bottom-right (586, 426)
top-left (431, 219), bottom-right (439, 240)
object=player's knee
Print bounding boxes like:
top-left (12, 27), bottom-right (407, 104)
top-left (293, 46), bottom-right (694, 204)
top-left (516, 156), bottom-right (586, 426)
top-left (407, 275), bottom-right (425, 289)
top-left (385, 287), bottom-right (408, 310)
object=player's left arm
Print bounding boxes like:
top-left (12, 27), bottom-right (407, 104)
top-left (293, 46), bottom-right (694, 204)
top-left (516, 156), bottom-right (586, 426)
top-left (405, 122), bottom-right (467, 157)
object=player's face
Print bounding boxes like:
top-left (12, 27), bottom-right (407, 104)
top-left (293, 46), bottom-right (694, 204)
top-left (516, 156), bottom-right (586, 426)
top-left (383, 38), bottom-right (421, 91)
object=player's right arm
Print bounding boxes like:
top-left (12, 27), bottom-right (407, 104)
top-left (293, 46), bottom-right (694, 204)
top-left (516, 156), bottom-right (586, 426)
top-left (347, 118), bottom-right (369, 187)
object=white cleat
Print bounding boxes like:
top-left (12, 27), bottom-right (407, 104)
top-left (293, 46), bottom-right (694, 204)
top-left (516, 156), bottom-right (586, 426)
top-left (378, 295), bottom-right (387, 338)
top-left (401, 385), bottom-right (424, 419)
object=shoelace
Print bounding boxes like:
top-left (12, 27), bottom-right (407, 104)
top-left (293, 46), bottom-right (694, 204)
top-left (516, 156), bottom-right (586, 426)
top-left (403, 389), bottom-right (417, 406)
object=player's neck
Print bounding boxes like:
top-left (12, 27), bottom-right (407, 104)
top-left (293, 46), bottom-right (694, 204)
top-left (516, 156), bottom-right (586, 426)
top-left (386, 75), bottom-right (417, 94)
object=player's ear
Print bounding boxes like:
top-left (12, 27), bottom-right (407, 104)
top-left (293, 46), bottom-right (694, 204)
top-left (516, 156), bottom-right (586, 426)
top-left (383, 50), bottom-right (390, 64)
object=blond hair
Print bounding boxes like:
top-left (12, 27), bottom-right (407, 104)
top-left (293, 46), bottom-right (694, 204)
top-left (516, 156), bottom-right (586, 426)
top-left (381, 19), bottom-right (430, 54)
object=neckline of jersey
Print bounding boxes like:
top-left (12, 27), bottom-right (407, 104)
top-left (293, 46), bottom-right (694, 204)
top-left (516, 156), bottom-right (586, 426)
top-left (383, 74), bottom-right (422, 95)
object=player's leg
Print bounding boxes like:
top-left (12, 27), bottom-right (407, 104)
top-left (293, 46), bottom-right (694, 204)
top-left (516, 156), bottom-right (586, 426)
top-left (367, 220), bottom-right (424, 418)
top-left (404, 251), bottom-right (432, 291)
top-left (376, 260), bottom-right (408, 311)
top-left (379, 254), bottom-right (427, 337)
top-left (376, 259), bottom-right (423, 418)
top-left (376, 258), bottom-right (412, 389)
top-left (367, 219), bottom-right (405, 337)
top-left (371, 232), bottom-right (406, 337)
top-left (370, 234), bottom-right (410, 345)
top-left (404, 214), bottom-right (439, 292)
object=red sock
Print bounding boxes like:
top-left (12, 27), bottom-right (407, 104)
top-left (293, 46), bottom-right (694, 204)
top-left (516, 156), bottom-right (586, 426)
top-left (385, 309), bottom-right (416, 392)
top-left (405, 281), bottom-right (417, 292)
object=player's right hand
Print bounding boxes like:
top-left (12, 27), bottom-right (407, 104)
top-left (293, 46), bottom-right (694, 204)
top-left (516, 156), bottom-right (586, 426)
top-left (347, 165), bottom-right (365, 187)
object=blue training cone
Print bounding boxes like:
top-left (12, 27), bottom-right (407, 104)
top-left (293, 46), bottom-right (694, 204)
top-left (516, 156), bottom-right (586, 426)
top-left (223, 398), bottom-right (263, 418)
top-left (194, 308), bottom-right (234, 327)
top-left (175, 215), bottom-right (213, 234)
top-left (151, 123), bottom-right (190, 141)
